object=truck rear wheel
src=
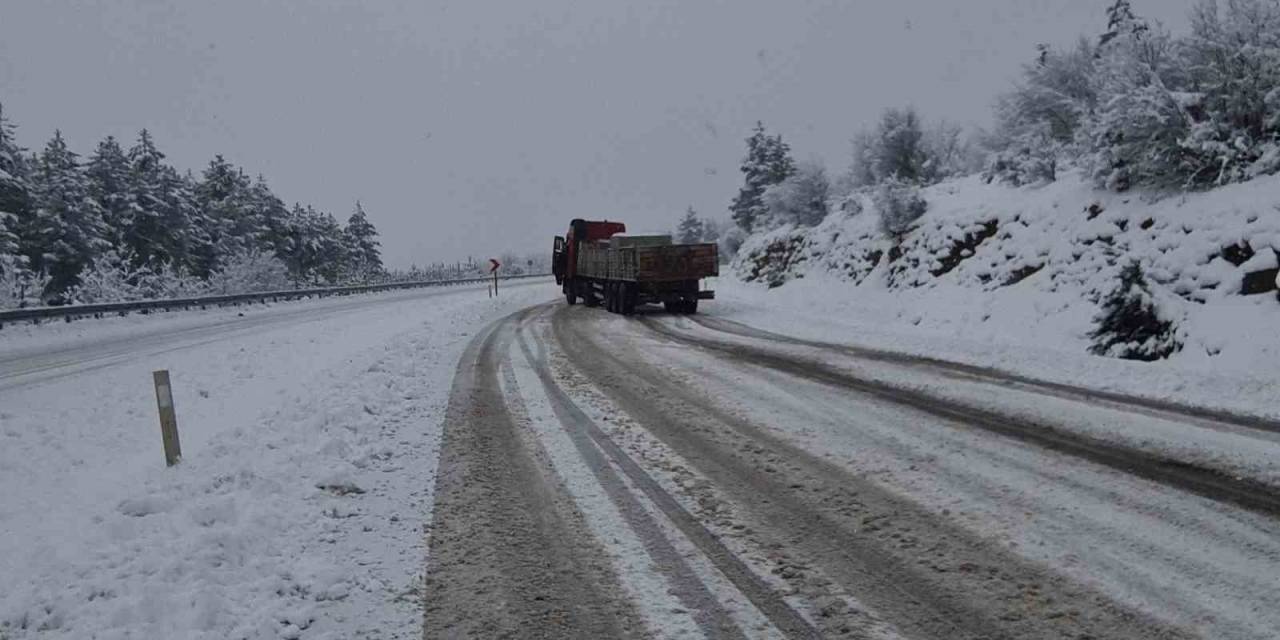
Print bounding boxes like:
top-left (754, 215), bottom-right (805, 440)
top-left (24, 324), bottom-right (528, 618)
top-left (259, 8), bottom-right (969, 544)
top-left (665, 298), bottom-right (697, 314)
top-left (620, 283), bottom-right (637, 315)
top-left (565, 287), bottom-right (577, 305)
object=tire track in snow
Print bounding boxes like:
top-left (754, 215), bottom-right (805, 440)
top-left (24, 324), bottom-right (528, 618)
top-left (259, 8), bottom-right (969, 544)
top-left (422, 308), bottom-right (645, 639)
top-left (513, 305), bottom-right (821, 640)
top-left (685, 314), bottom-right (1280, 440)
top-left (641, 316), bottom-right (1280, 519)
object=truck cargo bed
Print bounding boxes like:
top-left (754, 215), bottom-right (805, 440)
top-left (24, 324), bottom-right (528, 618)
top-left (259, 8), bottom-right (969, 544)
top-left (577, 242), bottom-right (719, 282)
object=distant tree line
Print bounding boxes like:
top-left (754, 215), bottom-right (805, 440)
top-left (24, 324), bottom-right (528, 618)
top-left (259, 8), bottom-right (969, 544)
top-left (724, 0), bottom-right (1280, 244)
top-left (0, 105), bottom-right (382, 308)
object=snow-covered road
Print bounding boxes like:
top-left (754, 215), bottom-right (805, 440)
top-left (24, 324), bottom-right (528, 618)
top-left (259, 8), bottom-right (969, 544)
top-left (425, 301), bottom-right (1280, 639)
top-left (4, 280), bottom-right (1278, 639)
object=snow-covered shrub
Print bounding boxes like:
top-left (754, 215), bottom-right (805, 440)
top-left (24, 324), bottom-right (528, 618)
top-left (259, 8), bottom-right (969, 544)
top-left (874, 178), bottom-right (928, 238)
top-left (1086, 81), bottom-right (1191, 192)
top-left (1177, 0), bottom-right (1280, 187)
top-left (1089, 261), bottom-right (1183, 361)
top-left (1253, 139), bottom-right (1280, 178)
top-left (984, 1), bottom-right (1280, 193)
top-left (922, 120), bottom-right (984, 183)
top-left (153, 265), bottom-right (209, 299)
top-left (1001, 40), bottom-right (1098, 145)
top-left (763, 160), bottom-right (830, 228)
top-left (734, 225), bottom-right (812, 287)
top-left (719, 225), bottom-right (747, 258)
top-left (983, 39), bottom-right (1096, 186)
top-left (852, 108), bottom-right (971, 188)
top-left (1084, 1), bottom-right (1280, 191)
top-left (69, 251), bottom-right (150, 304)
top-left (837, 192), bottom-right (864, 216)
top-left (1084, 12), bottom-right (1191, 192)
top-left (0, 253), bottom-right (47, 309)
top-left (983, 125), bottom-right (1060, 186)
top-left (69, 251), bottom-right (211, 303)
top-left (204, 249), bottom-right (291, 295)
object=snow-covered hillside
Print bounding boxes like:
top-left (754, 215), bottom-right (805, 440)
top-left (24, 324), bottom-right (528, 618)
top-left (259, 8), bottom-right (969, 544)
top-left (728, 170), bottom-right (1280, 413)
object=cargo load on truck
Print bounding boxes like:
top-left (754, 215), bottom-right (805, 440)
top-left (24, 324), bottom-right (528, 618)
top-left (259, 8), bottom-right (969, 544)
top-left (552, 219), bottom-right (717, 314)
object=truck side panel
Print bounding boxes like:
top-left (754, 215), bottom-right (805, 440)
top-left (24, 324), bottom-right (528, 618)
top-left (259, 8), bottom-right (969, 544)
top-left (576, 243), bottom-right (717, 282)
top-left (635, 244), bottom-right (718, 282)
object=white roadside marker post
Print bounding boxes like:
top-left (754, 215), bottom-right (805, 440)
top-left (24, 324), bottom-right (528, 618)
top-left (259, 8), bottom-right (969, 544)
top-left (153, 370), bottom-right (182, 467)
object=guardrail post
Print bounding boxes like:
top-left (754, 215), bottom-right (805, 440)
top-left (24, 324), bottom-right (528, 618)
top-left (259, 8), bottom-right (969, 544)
top-left (153, 370), bottom-right (183, 467)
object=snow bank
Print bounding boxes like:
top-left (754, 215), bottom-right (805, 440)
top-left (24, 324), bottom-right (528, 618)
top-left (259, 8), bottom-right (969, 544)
top-left (724, 171), bottom-right (1280, 417)
top-left (0, 282), bottom-right (554, 639)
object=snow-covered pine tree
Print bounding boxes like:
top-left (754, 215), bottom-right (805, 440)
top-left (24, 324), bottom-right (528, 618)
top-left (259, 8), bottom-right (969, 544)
top-left (28, 131), bottom-right (110, 298)
top-left (313, 210), bottom-right (349, 284)
top-left (86, 136), bottom-right (133, 253)
top-left (178, 168), bottom-right (217, 277)
top-left (764, 130), bottom-right (797, 184)
top-left (248, 174), bottom-right (290, 264)
top-left (195, 155), bottom-right (259, 272)
top-left (730, 122), bottom-right (796, 232)
top-left (1089, 260), bottom-right (1182, 361)
top-left (849, 130), bottom-right (879, 188)
top-left (0, 105), bottom-right (43, 308)
top-left (343, 201), bottom-right (382, 280)
top-left (276, 203), bottom-right (313, 282)
top-left (0, 103), bottom-right (30, 274)
top-left (127, 130), bottom-right (189, 268)
top-left (1100, 0), bottom-right (1149, 48)
top-left (700, 218), bottom-right (721, 244)
top-left (874, 108), bottom-right (928, 184)
top-left (677, 206), bottom-right (705, 244)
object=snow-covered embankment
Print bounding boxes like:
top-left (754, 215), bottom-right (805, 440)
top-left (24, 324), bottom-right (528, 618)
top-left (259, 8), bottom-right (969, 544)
top-left (724, 170), bottom-right (1280, 418)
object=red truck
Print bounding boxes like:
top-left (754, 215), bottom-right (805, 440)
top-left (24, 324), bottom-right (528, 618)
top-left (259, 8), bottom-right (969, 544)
top-left (552, 219), bottom-right (718, 314)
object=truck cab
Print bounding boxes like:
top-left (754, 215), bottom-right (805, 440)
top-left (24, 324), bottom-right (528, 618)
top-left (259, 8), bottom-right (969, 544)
top-left (553, 218), bottom-right (626, 290)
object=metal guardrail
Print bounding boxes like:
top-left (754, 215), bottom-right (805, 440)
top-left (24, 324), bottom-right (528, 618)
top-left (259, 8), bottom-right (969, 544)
top-left (0, 273), bottom-right (552, 328)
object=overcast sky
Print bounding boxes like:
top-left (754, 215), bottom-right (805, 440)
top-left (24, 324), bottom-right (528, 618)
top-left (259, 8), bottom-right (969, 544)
top-left (0, 1), bottom-right (1194, 268)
